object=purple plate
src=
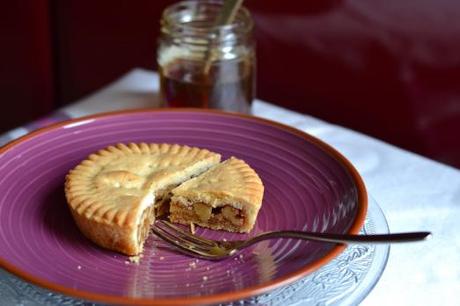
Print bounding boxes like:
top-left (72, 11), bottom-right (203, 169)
top-left (0, 109), bottom-right (367, 305)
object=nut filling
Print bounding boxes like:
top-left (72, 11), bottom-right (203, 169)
top-left (193, 203), bottom-right (244, 226)
top-left (154, 184), bottom-right (179, 218)
top-left (170, 201), bottom-right (246, 232)
top-left (154, 194), bottom-right (172, 218)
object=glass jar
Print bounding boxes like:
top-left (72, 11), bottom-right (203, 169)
top-left (157, 0), bottom-right (255, 114)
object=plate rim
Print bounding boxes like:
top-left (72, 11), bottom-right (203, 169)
top-left (0, 108), bottom-right (368, 305)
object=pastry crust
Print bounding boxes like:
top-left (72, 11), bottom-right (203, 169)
top-left (65, 143), bottom-right (221, 255)
top-left (170, 157), bottom-right (264, 232)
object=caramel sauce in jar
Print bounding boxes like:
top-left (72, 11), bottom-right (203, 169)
top-left (158, 1), bottom-right (255, 114)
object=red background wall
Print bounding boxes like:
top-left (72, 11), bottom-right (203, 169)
top-left (0, 1), bottom-right (54, 130)
top-left (1, 0), bottom-right (459, 168)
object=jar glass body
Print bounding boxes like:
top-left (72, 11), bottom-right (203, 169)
top-left (158, 0), bottom-right (255, 114)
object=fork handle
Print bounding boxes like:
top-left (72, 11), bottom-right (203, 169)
top-left (243, 230), bottom-right (431, 246)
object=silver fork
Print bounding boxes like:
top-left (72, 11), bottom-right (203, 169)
top-left (152, 220), bottom-right (431, 260)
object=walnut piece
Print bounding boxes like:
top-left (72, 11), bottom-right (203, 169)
top-left (222, 206), bottom-right (243, 226)
top-left (193, 202), bottom-right (212, 222)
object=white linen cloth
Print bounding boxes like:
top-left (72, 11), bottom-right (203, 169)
top-left (5, 69), bottom-right (460, 305)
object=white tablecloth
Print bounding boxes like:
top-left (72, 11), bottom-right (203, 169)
top-left (3, 69), bottom-right (460, 305)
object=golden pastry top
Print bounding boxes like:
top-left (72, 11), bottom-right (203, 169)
top-left (172, 157), bottom-right (264, 211)
top-left (65, 143), bottom-right (221, 228)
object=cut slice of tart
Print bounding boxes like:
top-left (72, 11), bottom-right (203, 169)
top-left (170, 157), bottom-right (264, 233)
top-left (64, 143), bottom-right (221, 256)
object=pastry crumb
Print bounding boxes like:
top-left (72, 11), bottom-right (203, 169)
top-left (129, 254), bottom-right (143, 264)
top-left (77, 265), bottom-right (81, 270)
top-left (159, 256), bottom-right (165, 260)
top-left (190, 222), bottom-right (196, 234)
top-left (239, 254), bottom-right (244, 259)
top-left (223, 238), bottom-right (227, 241)
top-left (202, 276), bottom-right (208, 281)
top-left (189, 261), bottom-right (197, 268)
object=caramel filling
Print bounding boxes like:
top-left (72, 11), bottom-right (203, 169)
top-left (153, 184), bottom-right (178, 218)
top-left (192, 202), bottom-right (244, 226)
top-left (154, 195), bottom-right (171, 218)
top-left (136, 184), bottom-right (178, 249)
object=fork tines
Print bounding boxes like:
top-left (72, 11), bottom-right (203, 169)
top-left (152, 220), bottom-right (218, 257)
